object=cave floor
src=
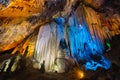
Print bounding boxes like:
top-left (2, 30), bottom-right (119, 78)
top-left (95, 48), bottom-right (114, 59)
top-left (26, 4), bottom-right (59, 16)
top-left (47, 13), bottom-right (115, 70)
top-left (0, 35), bottom-right (120, 80)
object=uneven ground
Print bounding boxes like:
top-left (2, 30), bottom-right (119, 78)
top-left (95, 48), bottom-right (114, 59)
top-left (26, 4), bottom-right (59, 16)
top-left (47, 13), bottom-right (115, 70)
top-left (0, 35), bottom-right (120, 80)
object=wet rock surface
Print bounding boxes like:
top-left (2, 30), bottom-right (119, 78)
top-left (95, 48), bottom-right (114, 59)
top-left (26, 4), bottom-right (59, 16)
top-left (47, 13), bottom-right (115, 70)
top-left (0, 35), bottom-right (120, 80)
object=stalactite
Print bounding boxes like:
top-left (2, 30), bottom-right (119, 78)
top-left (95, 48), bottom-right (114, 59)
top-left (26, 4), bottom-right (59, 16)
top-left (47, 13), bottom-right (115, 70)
top-left (66, 12), bottom-right (110, 71)
top-left (33, 18), bottom-right (71, 73)
top-left (0, 0), bottom-right (119, 74)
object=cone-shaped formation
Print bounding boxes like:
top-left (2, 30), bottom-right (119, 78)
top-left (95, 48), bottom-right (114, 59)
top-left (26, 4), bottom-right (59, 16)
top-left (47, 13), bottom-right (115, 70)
top-left (1, 0), bottom-right (120, 73)
top-left (34, 18), bottom-right (71, 72)
top-left (33, 13), bottom-right (111, 72)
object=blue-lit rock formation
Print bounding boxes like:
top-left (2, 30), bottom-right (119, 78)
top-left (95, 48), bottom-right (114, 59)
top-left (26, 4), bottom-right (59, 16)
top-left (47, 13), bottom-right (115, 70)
top-left (0, 14), bottom-right (111, 73)
top-left (66, 13), bottom-right (111, 71)
top-left (33, 14), bottom-right (111, 72)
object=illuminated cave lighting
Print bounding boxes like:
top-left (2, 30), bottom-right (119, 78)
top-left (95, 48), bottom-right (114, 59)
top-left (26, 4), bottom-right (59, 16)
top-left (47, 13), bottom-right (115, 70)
top-left (76, 69), bottom-right (84, 79)
top-left (34, 13), bottom-right (111, 72)
top-left (66, 14), bottom-right (111, 71)
top-left (34, 17), bottom-right (70, 73)
top-left (106, 42), bottom-right (111, 48)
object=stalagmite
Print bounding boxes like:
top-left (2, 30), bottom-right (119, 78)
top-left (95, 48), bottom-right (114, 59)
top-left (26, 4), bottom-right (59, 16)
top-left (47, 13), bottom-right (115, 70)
top-left (66, 12), bottom-right (110, 71)
top-left (0, 0), bottom-right (119, 74)
top-left (33, 18), bottom-right (71, 73)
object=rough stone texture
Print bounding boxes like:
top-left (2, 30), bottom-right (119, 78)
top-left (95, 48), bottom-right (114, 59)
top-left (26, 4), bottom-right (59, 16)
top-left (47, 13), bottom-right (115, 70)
top-left (0, 35), bottom-right (119, 80)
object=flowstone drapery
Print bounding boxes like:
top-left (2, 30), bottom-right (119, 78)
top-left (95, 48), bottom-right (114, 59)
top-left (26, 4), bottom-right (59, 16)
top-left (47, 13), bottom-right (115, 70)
top-left (0, 0), bottom-right (120, 74)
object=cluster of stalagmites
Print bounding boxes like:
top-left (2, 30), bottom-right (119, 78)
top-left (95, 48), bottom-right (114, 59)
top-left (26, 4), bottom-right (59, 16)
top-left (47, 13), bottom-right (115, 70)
top-left (0, 0), bottom-right (119, 73)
